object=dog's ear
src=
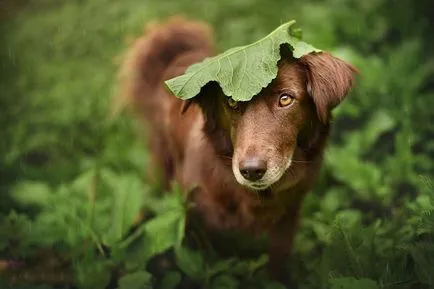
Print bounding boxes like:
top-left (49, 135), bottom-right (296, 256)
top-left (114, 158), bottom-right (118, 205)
top-left (180, 100), bottom-right (193, 114)
top-left (193, 81), bottom-right (234, 155)
top-left (191, 81), bottom-right (222, 132)
top-left (300, 52), bottom-right (357, 123)
top-left (179, 82), bottom-right (219, 118)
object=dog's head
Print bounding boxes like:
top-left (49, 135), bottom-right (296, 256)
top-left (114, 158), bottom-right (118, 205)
top-left (187, 51), bottom-right (357, 191)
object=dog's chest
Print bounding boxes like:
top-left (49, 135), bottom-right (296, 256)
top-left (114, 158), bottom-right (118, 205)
top-left (194, 186), bottom-right (290, 234)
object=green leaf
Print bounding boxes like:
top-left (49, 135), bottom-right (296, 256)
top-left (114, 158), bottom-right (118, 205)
top-left (142, 210), bottom-right (185, 262)
top-left (207, 258), bottom-right (236, 278)
top-left (410, 242), bottom-right (434, 286)
top-left (0, 212), bottom-right (33, 251)
top-left (263, 281), bottom-right (287, 289)
top-left (10, 181), bottom-right (52, 207)
top-left (160, 271), bottom-right (182, 289)
top-left (309, 219), bottom-right (331, 243)
top-left (228, 254), bottom-right (268, 275)
top-left (76, 260), bottom-right (113, 289)
top-left (335, 210), bottom-right (362, 228)
top-left (102, 173), bottom-right (144, 246)
top-left (361, 110), bottom-right (395, 149)
top-left (174, 245), bottom-right (205, 281)
top-left (118, 271), bottom-right (153, 289)
top-left (330, 277), bottom-right (379, 289)
top-left (248, 254), bottom-right (269, 273)
top-left (165, 20), bottom-right (320, 102)
top-left (211, 274), bottom-right (239, 289)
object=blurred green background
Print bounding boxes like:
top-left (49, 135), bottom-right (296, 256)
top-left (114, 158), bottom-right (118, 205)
top-left (1, 0), bottom-right (433, 288)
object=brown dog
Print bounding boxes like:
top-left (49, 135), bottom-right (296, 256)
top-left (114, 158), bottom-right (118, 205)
top-left (118, 17), bottom-right (357, 281)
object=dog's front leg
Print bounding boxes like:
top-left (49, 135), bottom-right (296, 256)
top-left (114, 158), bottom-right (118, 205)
top-left (267, 211), bottom-right (300, 285)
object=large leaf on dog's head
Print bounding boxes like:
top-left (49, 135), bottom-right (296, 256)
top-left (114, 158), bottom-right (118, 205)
top-left (165, 20), bottom-right (320, 102)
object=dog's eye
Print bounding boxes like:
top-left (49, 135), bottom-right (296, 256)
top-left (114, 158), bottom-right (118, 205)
top-left (278, 94), bottom-right (294, 107)
top-left (227, 98), bottom-right (239, 109)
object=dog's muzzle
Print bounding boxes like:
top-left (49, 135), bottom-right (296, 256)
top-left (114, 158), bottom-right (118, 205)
top-left (232, 153), bottom-right (293, 191)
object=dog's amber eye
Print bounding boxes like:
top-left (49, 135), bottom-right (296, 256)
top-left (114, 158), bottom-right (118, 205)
top-left (278, 94), bottom-right (294, 107)
top-left (227, 98), bottom-right (239, 109)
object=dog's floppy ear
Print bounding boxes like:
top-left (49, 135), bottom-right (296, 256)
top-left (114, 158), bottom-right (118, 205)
top-left (179, 81), bottom-right (221, 117)
top-left (180, 99), bottom-right (193, 114)
top-left (190, 81), bottom-right (222, 132)
top-left (192, 81), bottom-right (234, 155)
top-left (300, 52), bottom-right (357, 123)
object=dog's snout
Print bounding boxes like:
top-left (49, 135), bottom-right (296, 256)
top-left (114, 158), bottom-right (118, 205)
top-left (239, 159), bottom-right (267, 182)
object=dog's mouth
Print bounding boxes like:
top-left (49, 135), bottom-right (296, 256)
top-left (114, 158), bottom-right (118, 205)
top-left (234, 176), bottom-right (274, 191)
top-left (257, 188), bottom-right (273, 199)
top-left (241, 183), bottom-right (274, 199)
top-left (232, 166), bottom-right (285, 194)
top-left (249, 185), bottom-right (274, 199)
top-left (247, 182), bottom-right (271, 191)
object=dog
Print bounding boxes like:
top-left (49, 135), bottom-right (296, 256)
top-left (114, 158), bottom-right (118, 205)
top-left (118, 17), bottom-right (357, 281)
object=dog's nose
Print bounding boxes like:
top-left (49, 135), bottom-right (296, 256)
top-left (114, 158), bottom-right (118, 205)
top-left (239, 159), bottom-right (267, 181)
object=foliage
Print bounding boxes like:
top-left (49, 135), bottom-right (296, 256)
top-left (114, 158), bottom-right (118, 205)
top-left (0, 0), bottom-right (433, 288)
top-left (165, 20), bottom-right (319, 102)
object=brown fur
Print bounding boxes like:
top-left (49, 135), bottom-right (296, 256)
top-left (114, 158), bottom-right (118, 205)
top-left (118, 17), bottom-right (357, 281)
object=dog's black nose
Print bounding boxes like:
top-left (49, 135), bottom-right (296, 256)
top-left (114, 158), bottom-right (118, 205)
top-left (239, 159), bottom-right (267, 181)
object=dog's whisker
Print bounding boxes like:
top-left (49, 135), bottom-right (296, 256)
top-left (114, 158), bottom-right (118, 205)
top-left (218, 155), bottom-right (233, 160)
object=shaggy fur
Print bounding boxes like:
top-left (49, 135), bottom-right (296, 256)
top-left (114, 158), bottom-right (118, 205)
top-left (118, 17), bottom-right (357, 281)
